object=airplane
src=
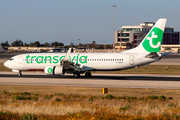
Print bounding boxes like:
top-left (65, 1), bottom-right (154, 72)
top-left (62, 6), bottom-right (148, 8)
top-left (4, 18), bottom-right (167, 77)
top-left (0, 46), bottom-right (7, 53)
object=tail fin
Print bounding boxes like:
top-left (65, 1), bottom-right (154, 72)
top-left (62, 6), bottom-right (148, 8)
top-left (0, 46), bottom-right (7, 53)
top-left (123, 18), bottom-right (167, 53)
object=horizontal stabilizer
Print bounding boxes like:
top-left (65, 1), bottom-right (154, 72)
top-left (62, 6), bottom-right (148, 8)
top-left (161, 52), bottom-right (175, 56)
top-left (145, 52), bottom-right (160, 58)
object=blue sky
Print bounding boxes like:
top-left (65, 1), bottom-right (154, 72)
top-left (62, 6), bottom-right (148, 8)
top-left (0, 0), bottom-right (179, 45)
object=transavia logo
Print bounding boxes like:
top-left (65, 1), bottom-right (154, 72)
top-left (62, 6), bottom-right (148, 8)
top-left (47, 68), bottom-right (53, 73)
top-left (142, 27), bottom-right (163, 53)
top-left (26, 54), bottom-right (87, 64)
top-left (147, 32), bottom-right (160, 48)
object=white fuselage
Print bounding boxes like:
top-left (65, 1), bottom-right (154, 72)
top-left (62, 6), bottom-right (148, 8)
top-left (4, 52), bottom-right (159, 72)
top-left (3, 18), bottom-right (166, 76)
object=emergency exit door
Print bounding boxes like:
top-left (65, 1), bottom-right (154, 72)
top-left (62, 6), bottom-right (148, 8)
top-left (129, 55), bottom-right (134, 65)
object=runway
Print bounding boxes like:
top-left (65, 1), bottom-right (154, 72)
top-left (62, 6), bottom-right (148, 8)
top-left (1, 72), bottom-right (180, 89)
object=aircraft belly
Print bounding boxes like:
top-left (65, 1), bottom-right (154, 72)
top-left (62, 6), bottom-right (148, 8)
top-left (19, 63), bottom-right (55, 71)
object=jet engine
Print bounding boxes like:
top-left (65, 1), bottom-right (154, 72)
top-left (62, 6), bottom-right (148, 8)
top-left (44, 66), bottom-right (65, 75)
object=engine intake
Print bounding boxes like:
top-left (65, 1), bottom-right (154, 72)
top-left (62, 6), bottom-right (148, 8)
top-left (44, 66), bottom-right (65, 75)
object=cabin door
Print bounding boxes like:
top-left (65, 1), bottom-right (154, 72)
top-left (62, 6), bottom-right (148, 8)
top-left (18, 56), bottom-right (23, 64)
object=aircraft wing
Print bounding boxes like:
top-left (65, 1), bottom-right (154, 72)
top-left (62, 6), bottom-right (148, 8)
top-left (60, 48), bottom-right (85, 73)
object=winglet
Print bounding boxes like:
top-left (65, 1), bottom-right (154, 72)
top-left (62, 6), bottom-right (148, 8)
top-left (64, 48), bottom-right (72, 60)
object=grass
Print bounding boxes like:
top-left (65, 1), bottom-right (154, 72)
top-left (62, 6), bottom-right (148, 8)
top-left (1, 85), bottom-right (180, 99)
top-left (1, 85), bottom-right (180, 120)
top-left (0, 63), bottom-right (11, 71)
top-left (95, 65), bottom-right (180, 75)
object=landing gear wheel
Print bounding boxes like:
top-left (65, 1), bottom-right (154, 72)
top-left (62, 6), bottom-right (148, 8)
top-left (85, 72), bottom-right (91, 77)
top-left (73, 73), bottom-right (80, 78)
top-left (18, 71), bottom-right (22, 77)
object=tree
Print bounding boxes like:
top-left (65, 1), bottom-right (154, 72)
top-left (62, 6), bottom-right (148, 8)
top-left (97, 44), bottom-right (104, 49)
top-left (91, 41), bottom-right (97, 48)
top-left (44, 42), bottom-right (50, 47)
top-left (51, 41), bottom-right (64, 47)
top-left (29, 41), bottom-right (41, 47)
top-left (34, 41), bottom-right (41, 47)
top-left (11, 39), bottom-right (23, 46)
top-left (70, 42), bottom-right (75, 47)
top-left (58, 42), bottom-right (64, 46)
top-left (1, 41), bottom-right (10, 46)
top-left (24, 42), bottom-right (29, 46)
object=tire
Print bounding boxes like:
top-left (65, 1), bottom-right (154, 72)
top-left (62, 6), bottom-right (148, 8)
top-left (85, 72), bottom-right (91, 77)
top-left (73, 73), bottom-right (80, 78)
top-left (18, 72), bottom-right (22, 77)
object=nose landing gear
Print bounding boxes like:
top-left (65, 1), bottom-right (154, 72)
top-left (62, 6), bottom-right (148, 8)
top-left (18, 71), bottom-right (22, 77)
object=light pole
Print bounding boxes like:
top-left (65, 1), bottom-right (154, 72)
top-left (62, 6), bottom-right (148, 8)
top-left (112, 5), bottom-right (117, 49)
top-left (104, 41), bottom-right (105, 50)
top-left (87, 41), bottom-right (89, 50)
top-left (78, 39), bottom-right (80, 48)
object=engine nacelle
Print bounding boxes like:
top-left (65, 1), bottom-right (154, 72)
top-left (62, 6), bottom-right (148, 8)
top-left (44, 66), bottom-right (65, 75)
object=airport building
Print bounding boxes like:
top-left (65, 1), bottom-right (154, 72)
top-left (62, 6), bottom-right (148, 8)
top-left (114, 21), bottom-right (180, 50)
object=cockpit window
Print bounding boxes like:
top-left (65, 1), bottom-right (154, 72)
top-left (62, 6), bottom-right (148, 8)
top-left (10, 58), bottom-right (14, 61)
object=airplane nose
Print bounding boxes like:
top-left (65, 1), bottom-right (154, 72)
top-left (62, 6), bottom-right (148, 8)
top-left (4, 61), bottom-right (10, 68)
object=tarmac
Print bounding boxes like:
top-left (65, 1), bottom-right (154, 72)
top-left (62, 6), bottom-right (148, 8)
top-left (1, 72), bottom-right (180, 89)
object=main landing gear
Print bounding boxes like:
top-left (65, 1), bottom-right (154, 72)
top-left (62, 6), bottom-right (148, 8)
top-left (85, 72), bottom-right (91, 77)
top-left (73, 72), bottom-right (91, 78)
top-left (18, 71), bottom-right (22, 77)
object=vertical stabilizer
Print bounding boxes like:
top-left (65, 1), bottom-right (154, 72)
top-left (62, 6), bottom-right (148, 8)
top-left (0, 46), bottom-right (7, 52)
top-left (123, 18), bottom-right (167, 54)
